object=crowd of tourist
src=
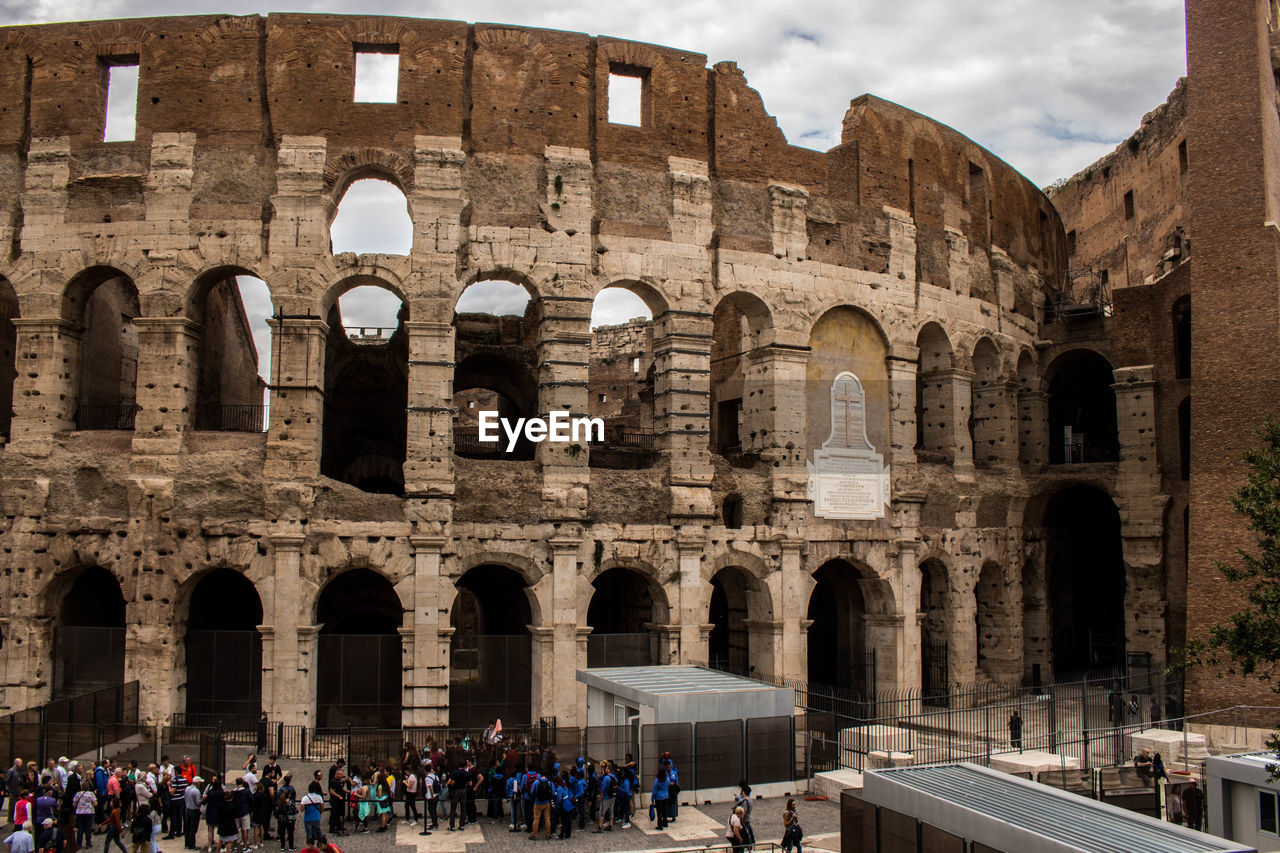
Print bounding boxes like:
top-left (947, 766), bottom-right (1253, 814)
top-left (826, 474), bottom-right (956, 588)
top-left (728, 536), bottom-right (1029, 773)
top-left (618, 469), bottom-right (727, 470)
top-left (0, 730), bottom-right (804, 852)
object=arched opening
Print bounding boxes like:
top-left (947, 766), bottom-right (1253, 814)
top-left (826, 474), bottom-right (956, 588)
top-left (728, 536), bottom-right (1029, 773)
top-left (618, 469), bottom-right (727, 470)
top-left (453, 280), bottom-right (538, 460)
top-left (316, 569), bottom-right (403, 727)
top-left (919, 559), bottom-right (949, 701)
top-left (975, 561), bottom-right (1014, 681)
top-left (807, 560), bottom-right (873, 694)
top-left (710, 292), bottom-right (771, 461)
top-left (587, 566), bottom-right (663, 667)
top-left (722, 493), bottom-right (744, 529)
top-left (329, 178), bottom-right (413, 255)
top-left (970, 338), bottom-right (1003, 468)
top-left (589, 286), bottom-right (658, 466)
top-left (0, 279), bottom-right (17, 441)
top-left (915, 323), bottom-right (955, 463)
top-left (708, 567), bottom-right (763, 674)
top-left (191, 272), bottom-right (270, 432)
top-left (184, 569), bottom-right (263, 721)
top-left (1178, 396), bottom-right (1190, 481)
top-left (53, 566), bottom-right (126, 698)
top-left (1173, 296), bottom-right (1191, 380)
top-left (68, 270), bottom-right (139, 430)
top-left (1043, 485), bottom-right (1125, 675)
top-left (1047, 349), bottom-right (1118, 464)
top-left (321, 284), bottom-right (408, 494)
top-left (450, 564), bottom-right (533, 727)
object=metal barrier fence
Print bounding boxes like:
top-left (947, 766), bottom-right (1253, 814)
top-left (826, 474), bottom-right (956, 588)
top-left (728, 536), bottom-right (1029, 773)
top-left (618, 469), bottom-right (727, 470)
top-left (1, 682), bottom-right (141, 768)
top-left (74, 404), bottom-right (138, 430)
top-left (193, 403), bottom-right (266, 432)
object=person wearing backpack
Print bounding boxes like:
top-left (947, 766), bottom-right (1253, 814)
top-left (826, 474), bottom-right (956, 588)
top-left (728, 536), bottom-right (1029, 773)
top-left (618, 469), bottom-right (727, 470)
top-left (781, 798), bottom-right (803, 852)
top-left (446, 767), bottom-right (469, 832)
top-left (419, 768), bottom-right (438, 833)
top-left (504, 770), bottom-right (521, 833)
top-left (127, 806), bottom-right (152, 853)
top-left (274, 784), bottom-right (297, 851)
top-left (527, 775), bottom-right (553, 840)
top-left (555, 775), bottom-right (574, 840)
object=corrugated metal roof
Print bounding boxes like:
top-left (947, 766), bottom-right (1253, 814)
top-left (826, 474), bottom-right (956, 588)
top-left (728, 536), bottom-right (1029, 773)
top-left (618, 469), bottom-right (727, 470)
top-left (579, 665), bottom-right (784, 696)
top-left (865, 763), bottom-right (1252, 853)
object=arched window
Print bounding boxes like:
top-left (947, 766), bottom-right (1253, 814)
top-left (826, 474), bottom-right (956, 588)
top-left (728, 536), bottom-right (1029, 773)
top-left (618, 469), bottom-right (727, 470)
top-left (590, 286), bottom-right (657, 466)
top-left (192, 273), bottom-right (271, 432)
top-left (453, 281), bottom-right (537, 460)
top-left (710, 293), bottom-right (771, 461)
top-left (317, 569), bottom-right (403, 727)
top-left (185, 569), bottom-right (263, 721)
top-left (915, 323), bottom-right (955, 463)
top-left (587, 567), bottom-right (665, 667)
top-left (1047, 350), bottom-right (1118, 464)
top-left (321, 284), bottom-right (408, 493)
top-left (53, 566), bottom-right (126, 698)
top-left (450, 564), bottom-right (533, 726)
top-left (67, 270), bottom-right (139, 430)
top-left (329, 178), bottom-right (413, 255)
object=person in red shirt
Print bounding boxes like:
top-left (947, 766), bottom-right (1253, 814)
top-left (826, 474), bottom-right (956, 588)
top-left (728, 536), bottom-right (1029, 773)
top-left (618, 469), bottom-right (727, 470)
top-left (13, 790), bottom-right (32, 829)
top-left (178, 759), bottom-right (195, 786)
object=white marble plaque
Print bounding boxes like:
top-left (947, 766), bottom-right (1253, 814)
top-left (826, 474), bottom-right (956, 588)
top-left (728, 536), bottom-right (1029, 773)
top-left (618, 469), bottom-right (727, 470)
top-left (807, 372), bottom-right (890, 520)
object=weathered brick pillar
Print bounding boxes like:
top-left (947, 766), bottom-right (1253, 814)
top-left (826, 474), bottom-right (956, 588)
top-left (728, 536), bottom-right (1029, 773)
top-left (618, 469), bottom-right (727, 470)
top-left (1113, 365), bottom-right (1168, 669)
top-left (972, 380), bottom-right (1017, 468)
top-left (405, 535), bottom-right (449, 726)
top-left (1017, 387), bottom-right (1049, 471)
top-left (883, 206), bottom-right (917, 281)
top-left (132, 317), bottom-right (200, 456)
top-left (9, 318), bottom-right (79, 452)
top-left (403, 319), bottom-right (454, 508)
top-left (655, 310), bottom-right (715, 523)
top-left (263, 315), bottom-right (327, 485)
top-left (676, 537), bottom-right (710, 665)
top-left (749, 343), bottom-right (809, 522)
top-left (265, 532), bottom-right (307, 725)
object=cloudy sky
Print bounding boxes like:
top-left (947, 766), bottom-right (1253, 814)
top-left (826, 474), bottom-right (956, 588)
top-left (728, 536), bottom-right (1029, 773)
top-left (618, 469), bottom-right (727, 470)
top-left (8, 0), bottom-right (1187, 381)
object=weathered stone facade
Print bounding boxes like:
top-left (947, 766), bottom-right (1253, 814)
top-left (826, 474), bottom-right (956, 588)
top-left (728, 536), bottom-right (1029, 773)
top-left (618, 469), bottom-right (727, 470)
top-left (0, 14), bottom-right (1178, 729)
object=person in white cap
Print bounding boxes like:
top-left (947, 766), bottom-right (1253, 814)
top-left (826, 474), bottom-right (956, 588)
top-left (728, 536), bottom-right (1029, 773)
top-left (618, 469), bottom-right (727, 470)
top-left (35, 817), bottom-right (60, 853)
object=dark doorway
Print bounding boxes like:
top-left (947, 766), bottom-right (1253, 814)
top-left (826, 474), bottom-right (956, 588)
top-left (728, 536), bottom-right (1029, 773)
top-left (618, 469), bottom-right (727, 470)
top-left (587, 567), bottom-right (659, 667)
top-left (450, 565), bottom-right (532, 727)
top-left (1047, 350), bottom-right (1118, 464)
top-left (708, 568), bottom-right (753, 674)
top-left (185, 569), bottom-right (263, 722)
top-left (807, 560), bottom-right (872, 694)
top-left (54, 566), bottom-right (126, 698)
top-left (316, 569), bottom-right (403, 727)
top-left (1044, 486), bottom-right (1125, 675)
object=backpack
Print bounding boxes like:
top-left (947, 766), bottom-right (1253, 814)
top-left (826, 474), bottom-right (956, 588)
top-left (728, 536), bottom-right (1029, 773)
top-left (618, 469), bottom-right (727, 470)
top-left (534, 779), bottom-right (552, 801)
top-left (129, 814), bottom-right (152, 842)
top-left (276, 794), bottom-right (297, 820)
top-left (601, 774), bottom-right (614, 797)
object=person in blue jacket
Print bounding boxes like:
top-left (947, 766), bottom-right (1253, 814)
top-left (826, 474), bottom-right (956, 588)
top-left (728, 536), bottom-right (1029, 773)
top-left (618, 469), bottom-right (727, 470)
top-left (663, 755), bottom-right (680, 823)
top-left (555, 775), bottom-right (574, 839)
top-left (617, 769), bottom-right (633, 828)
top-left (650, 768), bottom-right (669, 831)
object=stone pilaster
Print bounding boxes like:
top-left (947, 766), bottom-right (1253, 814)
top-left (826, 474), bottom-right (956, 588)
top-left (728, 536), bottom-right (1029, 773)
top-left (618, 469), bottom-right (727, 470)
top-left (887, 352), bottom-right (919, 469)
top-left (972, 379), bottom-right (1017, 469)
top-left (268, 136), bottom-right (330, 257)
top-left (944, 226), bottom-right (971, 297)
top-left (655, 311), bottom-right (715, 523)
top-left (777, 539), bottom-right (808, 681)
top-left (768, 183), bottom-right (809, 260)
top-left (883, 206), bottom-right (917, 281)
top-left (893, 495), bottom-right (926, 695)
top-left (1113, 365), bottom-right (1169, 668)
top-left (549, 538), bottom-right (584, 726)
top-left (946, 368), bottom-right (976, 480)
top-left (132, 317), bottom-right (200, 457)
top-left (537, 300), bottom-right (591, 520)
top-left (1017, 389), bottom-right (1049, 471)
top-left (405, 536), bottom-right (448, 725)
top-left (403, 321), bottom-right (454, 509)
top-left (9, 318), bottom-right (79, 454)
top-left (263, 315), bottom-right (328, 487)
top-left (747, 344), bottom-right (809, 520)
top-left (266, 533), bottom-right (307, 725)
top-left (675, 537), bottom-right (708, 665)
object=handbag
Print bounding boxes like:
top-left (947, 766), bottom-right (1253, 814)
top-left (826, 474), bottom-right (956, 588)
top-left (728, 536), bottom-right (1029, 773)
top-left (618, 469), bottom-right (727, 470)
top-left (648, 802), bottom-right (655, 821)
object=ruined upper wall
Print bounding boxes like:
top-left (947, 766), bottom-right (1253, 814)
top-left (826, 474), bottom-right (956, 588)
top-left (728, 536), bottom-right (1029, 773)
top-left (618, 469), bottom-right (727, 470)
top-left (0, 14), bottom-right (1062, 305)
top-left (1049, 79), bottom-right (1189, 290)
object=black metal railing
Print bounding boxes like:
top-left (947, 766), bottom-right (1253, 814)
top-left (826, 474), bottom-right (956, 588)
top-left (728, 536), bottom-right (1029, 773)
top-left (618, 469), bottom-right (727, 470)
top-left (2, 681), bottom-right (141, 768)
top-left (1056, 436), bottom-right (1120, 464)
top-left (194, 403), bottom-right (266, 432)
top-left (75, 403), bottom-right (138, 430)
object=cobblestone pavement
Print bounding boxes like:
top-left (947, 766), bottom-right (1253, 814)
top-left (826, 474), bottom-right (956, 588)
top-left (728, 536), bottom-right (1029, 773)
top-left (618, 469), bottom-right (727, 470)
top-left (141, 794), bottom-right (840, 853)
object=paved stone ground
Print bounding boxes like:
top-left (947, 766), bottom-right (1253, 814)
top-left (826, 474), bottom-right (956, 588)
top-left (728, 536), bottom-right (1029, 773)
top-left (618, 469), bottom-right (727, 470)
top-left (140, 794), bottom-right (840, 853)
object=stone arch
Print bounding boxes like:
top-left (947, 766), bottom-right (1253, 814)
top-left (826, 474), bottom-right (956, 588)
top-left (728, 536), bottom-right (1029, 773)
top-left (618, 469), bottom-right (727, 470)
top-left (187, 266), bottom-right (270, 433)
top-left (807, 306), bottom-right (891, 465)
top-left (0, 29), bottom-right (46, 67)
top-left (49, 565), bottom-right (127, 698)
top-left (180, 567), bottom-right (264, 720)
top-left (324, 151), bottom-right (415, 201)
top-left (918, 556), bottom-right (951, 697)
top-left (711, 290), bottom-right (774, 457)
top-left (450, 562), bottom-right (536, 726)
top-left (63, 266), bottom-right (140, 430)
top-left (708, 563), bottom-right (775, 676)
top-left (916, 321), bottom-right (956, 462)
top-left (806, 558), bottom-right (894, 695)
top-left (974, 559), bottom-right (1017, 681)
top-left (598, 277), bottom-right (671, 320)
top-left (315, 567), bottom-right (405, 727)
top-left (1045, 348), bottom-right (1118, 464)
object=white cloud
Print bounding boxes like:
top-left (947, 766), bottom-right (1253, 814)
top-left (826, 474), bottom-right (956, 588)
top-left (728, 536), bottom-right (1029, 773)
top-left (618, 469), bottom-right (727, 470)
top-left (456, 280), bottom-right (531, 316)
top-left (330, 179), bottom-right (413, 255)
top-left (591, 288), bottom-right (652, 329)
top-left (339, 285), bottom-right (404, 330)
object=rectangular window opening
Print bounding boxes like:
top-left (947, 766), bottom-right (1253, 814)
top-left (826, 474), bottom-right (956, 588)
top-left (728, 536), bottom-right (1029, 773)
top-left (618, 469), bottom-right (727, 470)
top-left (598, 393), bottom-right (607, 403)
top-left (1124, 189), bottom-right (1135, 220)
top-left (354, 46), bottom-right (400, 104)
top-left (1178, 139), bottom-right (1188, 174)
top-left (1261, 790), bottom-right (1278, 834)
top-left (631, 356), bottom-right (640, 374)
top-left (608, 66), bottom-right (646, 127)
top-left (102, 59), bottom-right (139, 143)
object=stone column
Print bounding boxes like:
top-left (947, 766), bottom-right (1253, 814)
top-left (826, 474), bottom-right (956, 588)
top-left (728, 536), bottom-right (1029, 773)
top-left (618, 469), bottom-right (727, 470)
top-left (548, 538), bottom-right (585, 726)
top-left (887, 353), bottom-right (919, 470)
top-left (745, 619), bottom-right (782, 680)
top-left (263, 315), bottom-right (327, 485)
top-left (1113, 366), bottom-right (1168, 669)
top-left (405, 536), bottom-right (448, 725)
top-left (749, 344), bottom-right (810, 523)
top-left (894, 495), bottom-right (926, 695)
top-left (9, 318), bottom-right (79, 452)
top-left (403, 322), bottom-right (455, 509)
top-left (949, 557), bottom-right (980, 687)
top-left (675, 537), bottom-right (709, 665)
top-left (972, 379), bottom-right (1017, 469)
top-left (297, 625), bottom-right (322, 725)
top-left (529, 626), bottom-right (554, 725)
top-left (537, 302), bottom-right (591, 520)
top-left (864, 614), bottom-right (904, 701)
top-left (776, 539), bottom-right (809, 681)
top-left (655, 313), bottom-right (715, 524)
top-left (132, 317), bottom-right (200, 457)
top-left (266, 533), bottom-right (307, 725)
top-left (1017, 389), bottom-right (1049, 471)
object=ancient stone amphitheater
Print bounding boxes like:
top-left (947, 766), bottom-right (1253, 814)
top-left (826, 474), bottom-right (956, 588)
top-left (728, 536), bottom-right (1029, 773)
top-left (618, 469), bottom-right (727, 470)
top-left (0, 14), bottom-right (1173, 730)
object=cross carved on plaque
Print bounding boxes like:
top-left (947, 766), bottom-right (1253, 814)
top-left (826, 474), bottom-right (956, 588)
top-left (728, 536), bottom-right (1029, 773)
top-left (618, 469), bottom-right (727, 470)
top-left (833, 378), bottom-right (859, 447)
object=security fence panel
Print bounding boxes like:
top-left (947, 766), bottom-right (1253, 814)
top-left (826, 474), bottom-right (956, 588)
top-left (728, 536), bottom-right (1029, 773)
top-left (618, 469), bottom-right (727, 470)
top-left (584, 724), bottom-right (635, 766)
top-left (448, 635), bottom-right (532, 728)
top-left (317, 634), bottom-right (402, 728)
top-left (745, 716), bottom-right (793, 784)
top-left (185, 629), bottom-right (262, 720)
top-left (693, 719), bottom-right (742, 790)
top-left (640, 722), bottom-right (691, 790)
top-left (52, 627), bottom-right (126, 699)
top-left (586, 634), bottom-right (653, 668)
